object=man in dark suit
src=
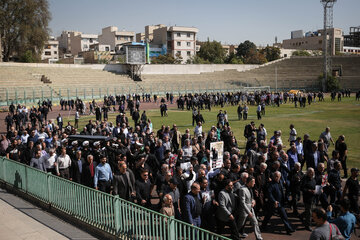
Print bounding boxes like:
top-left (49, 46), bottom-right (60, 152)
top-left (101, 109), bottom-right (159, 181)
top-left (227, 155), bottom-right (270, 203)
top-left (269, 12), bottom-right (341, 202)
top-left (261, 171), bottom-right (295, 235)
top-left (113, 161), bottom-right (136, 201)
top-left (305, 142), bottom-right (320, 169)
top-left (71, 150), bottom-right (85, 184)
top-left (81, 155), bottom-right (97, 188)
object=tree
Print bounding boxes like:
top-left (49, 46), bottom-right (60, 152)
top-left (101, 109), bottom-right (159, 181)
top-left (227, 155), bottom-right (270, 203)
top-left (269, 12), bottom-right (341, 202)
top-left (318, 74), bottom-right (340, 92)
top-left (0, 0), bottom-right (51, 62)
top-left (244, 48), bottom-right (267, 64)
top-left (150, 53), bottom-right (182, 64)
top-left (197, 40), bottom-right (225, 63)
top-left (236, 40), bottom-right (257, 59)
top-left (186, 55), bottom-right (210, 64)
top-left (292, 50), bottom-right (311, 56)
top-left (224, 53), bottom-right (243, 64)
top-left (261, 46), bottom-right (281, 62)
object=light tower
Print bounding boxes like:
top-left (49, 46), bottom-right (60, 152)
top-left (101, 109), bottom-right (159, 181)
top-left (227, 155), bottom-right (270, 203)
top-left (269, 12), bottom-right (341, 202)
top-left (321, 0), bottom-right (337, 92)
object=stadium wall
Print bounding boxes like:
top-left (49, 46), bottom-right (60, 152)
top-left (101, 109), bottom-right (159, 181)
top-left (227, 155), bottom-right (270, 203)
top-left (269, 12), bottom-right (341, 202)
top-left (0, 62), bottom-right (259, 75)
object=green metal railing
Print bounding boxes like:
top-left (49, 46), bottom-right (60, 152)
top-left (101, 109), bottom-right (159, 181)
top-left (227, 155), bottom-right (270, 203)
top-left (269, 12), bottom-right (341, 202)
top-left (0, 157), bottom-right (229, 240)
top-left (0, 81), bottom-right (255, 107)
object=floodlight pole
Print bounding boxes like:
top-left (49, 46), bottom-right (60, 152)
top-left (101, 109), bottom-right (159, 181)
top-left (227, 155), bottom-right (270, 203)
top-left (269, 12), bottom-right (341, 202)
top-left (321, 0), bottom-right (336, 92)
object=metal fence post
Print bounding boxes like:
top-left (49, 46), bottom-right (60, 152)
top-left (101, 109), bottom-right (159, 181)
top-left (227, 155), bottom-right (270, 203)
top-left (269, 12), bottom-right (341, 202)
top-left (24, 165), bottom-right (28, 193)
top-left (84, 88), bottom-right (86, 100)
top-left (32, 88), bottom-right (35, 104)
top-left (15, 90), bottom-right (18, 105)
top-left (113, 196), bottom-right (120, 235)
top-left (76, 88), bottom-right (78, 99)
top-left (92, 88), bottom-right (94, 100)
top-left (24, 90), bottom-right (26, 105)
top-left (50, 89), bottom-right (53, 103)
top-left (6, 89), bottom-right (9, 106)
top-left (167, 217), bottom-right (176, 240)
top-left (67, 89), bottom-right (70, 101)
top-left (47, 173), bottom-right (51, 204)
top-left (41, 87), bottom-right (44, 102)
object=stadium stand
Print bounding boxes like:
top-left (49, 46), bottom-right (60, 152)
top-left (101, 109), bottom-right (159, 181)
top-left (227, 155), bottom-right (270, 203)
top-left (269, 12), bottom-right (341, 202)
top-left (0, 56), bottom-right (359, 105)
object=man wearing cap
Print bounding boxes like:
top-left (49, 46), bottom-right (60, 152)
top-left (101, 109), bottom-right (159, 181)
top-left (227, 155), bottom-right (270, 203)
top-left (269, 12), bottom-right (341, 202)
top-left (343, 168), bottom-right (359, 215)
top-left (94, 155), bottom-right (113, 193)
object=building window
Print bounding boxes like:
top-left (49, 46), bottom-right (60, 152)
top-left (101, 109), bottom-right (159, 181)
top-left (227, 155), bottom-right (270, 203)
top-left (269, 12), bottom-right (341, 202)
top-left (177, 33), bottom-right (181, 37)
top-left (44, 51), bottom-right (51, 55)
top-left (105, 47), bottom-right (109, 51)
top-left (45, 45), bottom-right (51, 49)
top-left (167, 32), bottom-right (172, 39)
top-left (124, 36), bottom-right (129, 41)
top-left (117, 36), bottom-right (121, 40)
top-left (187, 33), bottom-right (191, 37)
top-left (187, 42), bottom-right (191, 47)
top-left (54, 51), bottom-right (57, 54)
top-left (177, 51), bottom-right (181, 56)
top-left (90, 39), bottom-right (93, 43)
top-left (187, 51), bottom-right (191, 56)
top-left (177, 42), bottom-right (181, 46)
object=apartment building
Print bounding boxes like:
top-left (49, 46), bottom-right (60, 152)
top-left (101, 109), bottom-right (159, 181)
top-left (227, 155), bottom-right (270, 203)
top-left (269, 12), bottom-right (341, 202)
top-left (41, 37), bottom-right (59, 61)
top-left (282, 28), bottom-right (343, 55)
top-left (70, 32), bottom-right (98, 56)
top-left (152, 26), bottom-right (198, 63)
top-left (98, 26), bottom-right (135, 52)
top-left (57, 31), bottom-right (98, 56)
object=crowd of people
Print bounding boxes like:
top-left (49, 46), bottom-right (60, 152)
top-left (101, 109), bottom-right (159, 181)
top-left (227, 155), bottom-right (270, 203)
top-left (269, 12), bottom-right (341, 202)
top-left (1, 91), bottom-right (359, 240)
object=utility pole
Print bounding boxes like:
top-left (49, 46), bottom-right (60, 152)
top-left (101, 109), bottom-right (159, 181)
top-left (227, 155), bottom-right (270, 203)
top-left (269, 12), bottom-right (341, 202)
top-left (275, 66), bottom-right (278, 92)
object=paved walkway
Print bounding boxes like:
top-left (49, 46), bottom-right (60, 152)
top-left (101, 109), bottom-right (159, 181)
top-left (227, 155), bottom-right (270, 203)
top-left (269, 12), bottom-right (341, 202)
top-left (0, 188), bottom-right (98, 240)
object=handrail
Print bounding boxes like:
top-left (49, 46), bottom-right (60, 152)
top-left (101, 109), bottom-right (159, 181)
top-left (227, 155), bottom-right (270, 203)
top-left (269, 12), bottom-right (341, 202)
top-left (0, 157), bottom-right (230, 240)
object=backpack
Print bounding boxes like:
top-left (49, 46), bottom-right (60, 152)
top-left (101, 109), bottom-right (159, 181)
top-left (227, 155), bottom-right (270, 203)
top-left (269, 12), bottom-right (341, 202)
top-left (329, 223), bottom-right (345, 240)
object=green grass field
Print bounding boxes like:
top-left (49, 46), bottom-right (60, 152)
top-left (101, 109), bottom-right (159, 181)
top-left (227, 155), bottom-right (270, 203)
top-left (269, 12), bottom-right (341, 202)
top-left (65, 96), bottom-right (360, 169)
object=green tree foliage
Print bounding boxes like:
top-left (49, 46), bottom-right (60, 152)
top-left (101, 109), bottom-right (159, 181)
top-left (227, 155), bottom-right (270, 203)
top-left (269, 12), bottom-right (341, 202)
top-left (0, 0), bottom-right (51, 62)
top-left (186, 55), bottom-right (210, 64)
top-left (151, 53), bottom-right (182, 64)
top-left (318, 73), bottom-right (340, 92)
top-left (261, 46), bottom-right (281, 62)
top-left (292, 50), bottom-right (311, 56)
top-left (197, 40), bottom-right (225, 63)
top-left (224, 53), bottom-right (243, 64)
top-left (236, 40), bottom-right (257, 59)
top-left (21, 50), bottom-right (35, 62)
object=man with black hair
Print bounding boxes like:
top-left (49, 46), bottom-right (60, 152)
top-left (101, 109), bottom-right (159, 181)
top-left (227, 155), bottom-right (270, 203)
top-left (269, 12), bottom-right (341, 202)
top-left (216, 179), bottom-right (241, 240)
top-left (343, 168), bottom-right (359, 216)
top-left (327, 199), bottom-right (357, 240)
top-left (237, 176), bottom-right (263, 240)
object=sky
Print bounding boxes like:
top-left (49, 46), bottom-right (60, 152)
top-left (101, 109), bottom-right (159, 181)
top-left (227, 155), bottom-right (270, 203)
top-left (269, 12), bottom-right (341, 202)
top-left (48, 0), bottom-right (359, 46)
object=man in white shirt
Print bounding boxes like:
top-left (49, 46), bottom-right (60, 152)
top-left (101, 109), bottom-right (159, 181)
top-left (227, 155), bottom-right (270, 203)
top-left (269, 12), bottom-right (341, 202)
top-left (56, 147), bottom-right (72, 179)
